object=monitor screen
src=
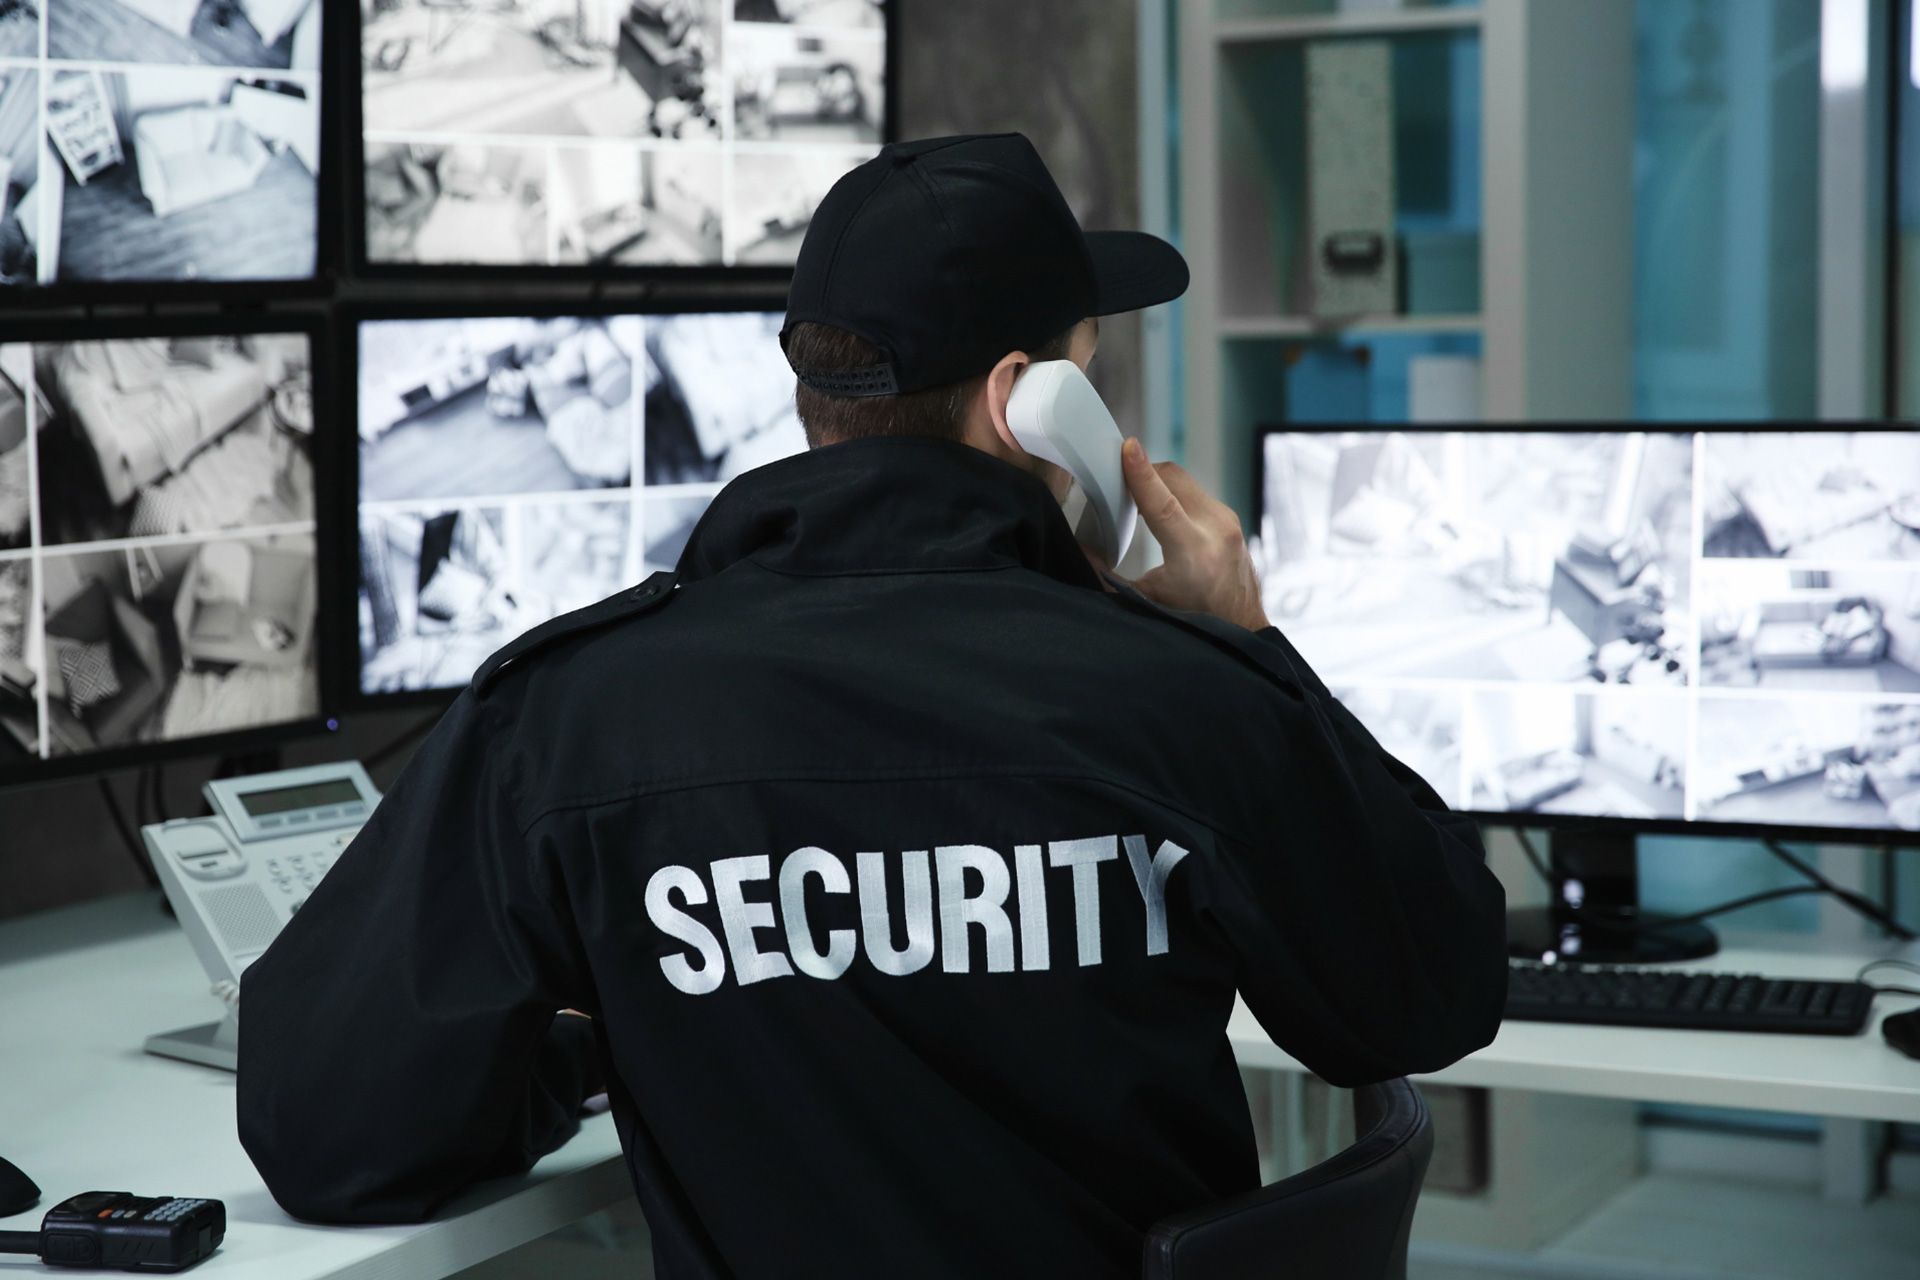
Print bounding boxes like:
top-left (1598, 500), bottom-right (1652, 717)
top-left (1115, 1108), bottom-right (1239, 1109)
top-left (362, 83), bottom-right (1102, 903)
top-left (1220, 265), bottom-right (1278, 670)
top-left (354, 309), bottom-right (803, 696)
top-left (356, 0), bottom-right (887, 270)
top-left (0, 329), bottom-right (323, 772)
top-left (1256, 429), bottom-right (1920, 838)
top-left (1, 5), bottom-right (324, 290)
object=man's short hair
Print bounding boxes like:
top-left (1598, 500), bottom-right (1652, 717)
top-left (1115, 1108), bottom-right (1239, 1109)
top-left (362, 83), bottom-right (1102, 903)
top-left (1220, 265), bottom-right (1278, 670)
top-left (786, 322), bottom-right (1075, 448)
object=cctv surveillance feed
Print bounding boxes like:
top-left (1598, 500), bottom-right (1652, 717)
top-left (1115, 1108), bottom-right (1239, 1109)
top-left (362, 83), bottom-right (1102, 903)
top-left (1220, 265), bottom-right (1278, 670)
top-left (2, 6), bottom-right (323, 287)
top-left (1257, 430), bottom-right (1920, 834)
top-left (0, 333), bottom-right (322, 766)
top-left (360, 0), bottom-right (886, 269)
top-left (355, 310), bottom-right (805, 695)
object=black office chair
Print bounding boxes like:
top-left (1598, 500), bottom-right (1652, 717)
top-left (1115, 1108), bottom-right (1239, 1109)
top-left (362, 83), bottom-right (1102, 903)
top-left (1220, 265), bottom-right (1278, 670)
top-left (1143, 1078), bottom-right (1433, 1280)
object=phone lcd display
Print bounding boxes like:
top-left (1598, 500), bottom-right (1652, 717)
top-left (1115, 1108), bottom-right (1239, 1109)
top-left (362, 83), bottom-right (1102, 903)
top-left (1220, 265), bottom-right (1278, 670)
top-left (239, 779), bottom-right (365, 817)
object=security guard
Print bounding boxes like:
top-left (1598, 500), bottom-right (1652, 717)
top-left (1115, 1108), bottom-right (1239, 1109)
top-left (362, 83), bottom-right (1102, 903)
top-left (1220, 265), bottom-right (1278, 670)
top-left (239, 134), bottom-right (1506, 1277)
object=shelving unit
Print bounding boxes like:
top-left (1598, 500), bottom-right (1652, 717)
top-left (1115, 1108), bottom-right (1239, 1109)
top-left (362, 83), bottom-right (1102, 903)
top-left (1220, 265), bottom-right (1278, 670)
top-left (1179, 1), bottom-right (1660, 1269)
top-left (1216, 4), bottom-right (1483, 45)
top-left (1219, 311), bottom-right (1482, 338)
top-left (1171, 6), bottom-right (1917, 1273)
top-left (1180, 0), bottom-right (1636, 516)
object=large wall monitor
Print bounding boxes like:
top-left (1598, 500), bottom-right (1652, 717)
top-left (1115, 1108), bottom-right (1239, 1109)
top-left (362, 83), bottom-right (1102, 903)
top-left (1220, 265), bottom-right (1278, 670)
top-left (1256, 428), bottom-right (1920, 841)
top-left (350, 306), bottom-right (803, 700)
top-left (0, 319), bottom-right (328, 780)
top-left (0, 2), bottom-right (324, 292)
top-left (353, 0), bottom-right (889, 272)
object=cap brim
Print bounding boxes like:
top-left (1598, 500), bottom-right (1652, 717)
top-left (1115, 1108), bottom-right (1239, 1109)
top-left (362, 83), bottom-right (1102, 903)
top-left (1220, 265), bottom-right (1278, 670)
top-left (1085, 230), bottom-right (1190, 316)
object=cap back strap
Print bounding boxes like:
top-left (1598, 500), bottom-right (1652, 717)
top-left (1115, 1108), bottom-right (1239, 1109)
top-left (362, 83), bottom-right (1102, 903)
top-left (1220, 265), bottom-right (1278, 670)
top-left (794, 364), bottom-right (901, 398)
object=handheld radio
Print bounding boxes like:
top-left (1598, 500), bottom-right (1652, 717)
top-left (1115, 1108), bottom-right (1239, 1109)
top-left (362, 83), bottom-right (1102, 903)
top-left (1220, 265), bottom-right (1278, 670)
top-left (0, 1192), bottom-right (225, 1272)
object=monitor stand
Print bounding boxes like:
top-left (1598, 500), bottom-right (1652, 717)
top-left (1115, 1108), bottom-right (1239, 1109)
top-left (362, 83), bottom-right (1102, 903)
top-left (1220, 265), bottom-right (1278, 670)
top-left (143, 1010), bottom-right (237, 1073)
top-left (1506, 828), bottom-right (1718, 965)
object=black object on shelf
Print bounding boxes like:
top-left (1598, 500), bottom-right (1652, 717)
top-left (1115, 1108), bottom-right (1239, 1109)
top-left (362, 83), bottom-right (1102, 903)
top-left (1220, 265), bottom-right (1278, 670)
top-left (1321, 230), bottom-right (1388, 277)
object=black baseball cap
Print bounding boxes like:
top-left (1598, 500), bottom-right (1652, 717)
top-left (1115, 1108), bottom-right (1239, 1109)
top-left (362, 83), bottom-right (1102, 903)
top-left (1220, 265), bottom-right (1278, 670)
top-left (782, 133), bottom-right (1189, 398)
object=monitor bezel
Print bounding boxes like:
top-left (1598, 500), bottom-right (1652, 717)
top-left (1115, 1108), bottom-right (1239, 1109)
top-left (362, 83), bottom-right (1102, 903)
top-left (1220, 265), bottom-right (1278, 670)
top-left (334, 292), bottom-right (792, 714)
top-left (1, 10), bottom-right (342, 309)
top-left (0, 309), bottom-right (342, 790)
top-left (1251, 421), bottom-right (1920, 849)
top-left (343, 0), bottom-right (900, 284)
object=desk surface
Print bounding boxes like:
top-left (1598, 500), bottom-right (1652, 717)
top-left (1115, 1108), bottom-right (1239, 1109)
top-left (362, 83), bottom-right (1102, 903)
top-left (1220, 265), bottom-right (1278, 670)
top-left (5, 895), bottom-right (1920, 1280)
top-left (0, 893), bottom-right (631, 1280)
top-left (1232, 933), bottom-right (1920, 1122)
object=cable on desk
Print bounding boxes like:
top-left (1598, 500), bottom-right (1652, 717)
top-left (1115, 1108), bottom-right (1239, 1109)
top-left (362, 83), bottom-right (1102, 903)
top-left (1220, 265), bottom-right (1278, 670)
top-left (1514, 830), bottom-right (1829, 931)
top-left (1509, 830), bottom-right (1920, 940)
top-left (1763, 840), bottom-right (1917, 941)
top-left (1859, 958), bottom-right (1920, 982)
top-left (1883, 845), bottom-right (1900, 939)
top-left (96, 776), bottom-right (157, 889)
top-left (1857, 959), bottom-right (1920, 998)
top-left (364, 713), bottom-right (440, 771)
top-left (1654, 885), bottom-right (1837, 925)
top-left (1514, 827), bottom-right (1554, 884)
top-left (142, 764), bottom-right (168, 827)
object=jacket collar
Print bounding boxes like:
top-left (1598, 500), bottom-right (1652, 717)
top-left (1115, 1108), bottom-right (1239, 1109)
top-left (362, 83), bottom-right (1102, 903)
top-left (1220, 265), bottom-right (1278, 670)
top-left (677, 436), bottom-right (1103, 591)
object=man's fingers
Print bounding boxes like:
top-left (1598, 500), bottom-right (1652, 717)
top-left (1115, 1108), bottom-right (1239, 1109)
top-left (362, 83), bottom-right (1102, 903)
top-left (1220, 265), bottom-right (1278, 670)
top-left (1153, 461), bottom-right (1209, 507)
top-left (1154, 462), bottom-right (1239, 534)
top-left (1124, 438), bottom-right (1192, 543)
top-left (1129, 564), bottom-right (1172, 601)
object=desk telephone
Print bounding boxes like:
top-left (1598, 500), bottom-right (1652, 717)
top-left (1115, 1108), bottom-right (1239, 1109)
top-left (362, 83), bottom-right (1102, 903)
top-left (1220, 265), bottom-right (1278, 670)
top-left (141, 763), bottom-right (382, 1071)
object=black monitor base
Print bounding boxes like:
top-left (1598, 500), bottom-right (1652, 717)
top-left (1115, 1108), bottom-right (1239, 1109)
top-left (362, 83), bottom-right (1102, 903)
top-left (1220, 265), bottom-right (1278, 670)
top-left (1506, 827), bottom-right (1720, 965)
top-left (1506, 905), bottom-right (1718, 965)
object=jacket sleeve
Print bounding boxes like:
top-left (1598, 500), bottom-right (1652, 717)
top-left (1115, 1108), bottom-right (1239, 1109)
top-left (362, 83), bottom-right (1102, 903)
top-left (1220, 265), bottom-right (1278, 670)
top-left (237, 691), bottom-right (601, 1223)
top-left (1200, 624), bottom-right (1508, 1087)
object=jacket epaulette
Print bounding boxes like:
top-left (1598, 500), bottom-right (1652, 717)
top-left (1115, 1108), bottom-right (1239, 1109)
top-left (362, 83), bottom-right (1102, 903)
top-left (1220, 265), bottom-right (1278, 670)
top-left (472, 571), bottom-right (678, 696)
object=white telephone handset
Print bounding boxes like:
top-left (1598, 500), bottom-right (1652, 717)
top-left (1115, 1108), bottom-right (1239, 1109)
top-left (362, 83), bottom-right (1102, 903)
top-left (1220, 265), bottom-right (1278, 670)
top-left (1006, 360), bottom-right (1160, 575)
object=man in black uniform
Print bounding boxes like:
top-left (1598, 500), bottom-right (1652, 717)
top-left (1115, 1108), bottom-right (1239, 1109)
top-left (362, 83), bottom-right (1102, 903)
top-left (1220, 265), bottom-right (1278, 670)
top-left (239, 134), bottom-right (1506, 1277)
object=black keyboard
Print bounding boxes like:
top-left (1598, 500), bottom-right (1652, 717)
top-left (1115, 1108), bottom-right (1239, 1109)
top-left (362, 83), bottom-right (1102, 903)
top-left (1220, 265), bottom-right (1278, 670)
top-left (1506, 962), bottom-right (1873, 1035)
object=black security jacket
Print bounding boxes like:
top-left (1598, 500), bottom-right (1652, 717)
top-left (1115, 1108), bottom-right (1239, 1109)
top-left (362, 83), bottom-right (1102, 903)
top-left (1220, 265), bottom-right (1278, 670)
top-left (238, 437), bottom-right (1506, 1277)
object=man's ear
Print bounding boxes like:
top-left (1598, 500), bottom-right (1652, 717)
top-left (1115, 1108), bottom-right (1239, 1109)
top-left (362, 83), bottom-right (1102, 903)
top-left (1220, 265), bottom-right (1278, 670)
top-left (984, 349), bottom-right (1032, 453)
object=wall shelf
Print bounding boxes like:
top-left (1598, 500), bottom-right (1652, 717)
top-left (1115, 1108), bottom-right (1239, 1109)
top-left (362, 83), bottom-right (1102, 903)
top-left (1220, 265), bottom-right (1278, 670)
top-left (1216, 6), bottom-right (1482, 46)
top-left (1183, 0), bottom-right (1636, 515)
top-left (1220, 312), bottom-right (1483, 338)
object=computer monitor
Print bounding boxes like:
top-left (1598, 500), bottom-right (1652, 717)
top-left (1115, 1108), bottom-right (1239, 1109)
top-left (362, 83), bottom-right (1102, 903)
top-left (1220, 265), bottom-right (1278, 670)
top-left (0, 317), bottom-right (330, 782)
top-left (351, 0), bottom-right (890, 273)
top-left (348, 304), bottom-right (803, 701)
top-left (1255, 427), bottom-right (1920, 844)
top-left (1, 5), bottom-right (327, 294)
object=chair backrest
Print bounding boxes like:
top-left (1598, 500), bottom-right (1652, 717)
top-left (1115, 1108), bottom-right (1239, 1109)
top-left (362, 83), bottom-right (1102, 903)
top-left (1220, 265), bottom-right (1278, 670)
top-left (1142, 1078), bottom-right (1434, 1280)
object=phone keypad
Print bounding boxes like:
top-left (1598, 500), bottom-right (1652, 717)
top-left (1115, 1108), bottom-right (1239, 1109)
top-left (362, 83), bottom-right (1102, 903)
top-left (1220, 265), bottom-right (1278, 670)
top-left (265, 828), bottom-right (360, 907)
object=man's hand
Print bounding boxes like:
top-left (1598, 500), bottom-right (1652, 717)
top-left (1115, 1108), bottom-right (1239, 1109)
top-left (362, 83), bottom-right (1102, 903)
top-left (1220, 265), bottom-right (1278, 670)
top-left (1122, 438), bottom-right (1270, 632)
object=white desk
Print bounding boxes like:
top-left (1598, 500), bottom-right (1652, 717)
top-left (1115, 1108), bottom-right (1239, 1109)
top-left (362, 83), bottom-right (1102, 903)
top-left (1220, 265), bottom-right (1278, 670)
top-left (0, 893), bottom-right (632, 1280)
top-left (1231, 934), bottom-right (1920, 1123)
top-left (4, 895), bottom-right (1919, 1280)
